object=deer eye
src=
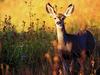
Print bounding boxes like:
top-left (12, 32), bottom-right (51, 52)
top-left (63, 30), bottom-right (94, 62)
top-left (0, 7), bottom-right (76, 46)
top-left (54, 18), bottom-right (57, 19)
top-left (61, 16), bottom-right (65, 20)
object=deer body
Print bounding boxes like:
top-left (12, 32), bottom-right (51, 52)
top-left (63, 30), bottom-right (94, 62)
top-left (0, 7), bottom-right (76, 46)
top-left (46, 2), bottom-right (95, 57)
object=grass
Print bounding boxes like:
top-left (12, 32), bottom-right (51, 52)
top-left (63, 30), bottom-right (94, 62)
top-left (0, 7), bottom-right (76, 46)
top-left (0, 15), bottom-right (99, 75)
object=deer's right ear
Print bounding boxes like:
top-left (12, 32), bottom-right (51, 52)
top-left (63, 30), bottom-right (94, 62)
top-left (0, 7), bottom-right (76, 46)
top-left (46, 3), bottom-right (56, 17)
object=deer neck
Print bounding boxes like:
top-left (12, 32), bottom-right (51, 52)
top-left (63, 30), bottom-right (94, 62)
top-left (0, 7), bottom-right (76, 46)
top-left (56, 21), bottom-right (65, 49)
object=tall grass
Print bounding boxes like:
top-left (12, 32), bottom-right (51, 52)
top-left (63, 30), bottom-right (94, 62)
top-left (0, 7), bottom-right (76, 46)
top-left (0, 15), bottom-right (56, 75)
top-left (0, 15), bottom-right (99, 75)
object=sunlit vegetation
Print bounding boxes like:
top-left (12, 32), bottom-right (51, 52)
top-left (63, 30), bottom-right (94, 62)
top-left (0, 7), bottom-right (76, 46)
top-left (0, 0), bottom-right (100, 32)
top-left (0, 0), bottom-right (100, 75)
top-left (0, 14), bottom-right (99, 75)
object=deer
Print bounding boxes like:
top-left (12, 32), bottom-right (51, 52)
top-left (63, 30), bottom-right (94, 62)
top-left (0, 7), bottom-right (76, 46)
top-left (46, 2), bottom-right (95, 75)
top-left (46, 3), bottom-right (77, 75)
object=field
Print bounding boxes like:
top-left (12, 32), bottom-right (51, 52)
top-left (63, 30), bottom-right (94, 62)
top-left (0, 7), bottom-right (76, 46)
top-left (0, 0), bottom-right (100, 75)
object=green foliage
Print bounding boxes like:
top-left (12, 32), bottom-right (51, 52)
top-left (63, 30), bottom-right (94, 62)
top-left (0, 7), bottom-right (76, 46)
top-left (0, 16), bottom-right (56, 69)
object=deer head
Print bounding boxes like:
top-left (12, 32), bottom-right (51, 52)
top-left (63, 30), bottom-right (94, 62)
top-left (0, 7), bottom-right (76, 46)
top-left (46, 3), bottom-right (74, 28)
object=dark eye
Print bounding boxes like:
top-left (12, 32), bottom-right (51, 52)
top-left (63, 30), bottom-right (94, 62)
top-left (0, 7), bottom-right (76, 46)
top-left (61, 16), bottom-right (65, 20)
top-left (54, 18), bottom-right (57, 19)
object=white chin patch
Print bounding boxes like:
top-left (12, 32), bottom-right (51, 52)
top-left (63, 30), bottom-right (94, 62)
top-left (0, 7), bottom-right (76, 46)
top-left (56, 24), bottom-right (62, 28)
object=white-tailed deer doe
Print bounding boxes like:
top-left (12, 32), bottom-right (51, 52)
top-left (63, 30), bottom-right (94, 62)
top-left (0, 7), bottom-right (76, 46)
top-left (46, 3), bottom-right (95, 75)
top-left (46, 3), bottom-right (77, 75)
top-left (46, 3), bottom-right (79, 58)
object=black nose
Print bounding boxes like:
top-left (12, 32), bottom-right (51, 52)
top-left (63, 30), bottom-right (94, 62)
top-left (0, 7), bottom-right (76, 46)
top-left (56, 21), bottom-right (62, 25)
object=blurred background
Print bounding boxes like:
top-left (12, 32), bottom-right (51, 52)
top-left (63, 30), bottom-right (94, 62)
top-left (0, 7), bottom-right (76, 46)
top-left (0, 0), bottom-right (100, 32)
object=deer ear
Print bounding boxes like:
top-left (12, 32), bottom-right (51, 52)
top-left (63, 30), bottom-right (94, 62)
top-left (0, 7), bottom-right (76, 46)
top-left (64, 4), bottom-right (74, 17)
top-left (46, 3), bottom-right (56, 17)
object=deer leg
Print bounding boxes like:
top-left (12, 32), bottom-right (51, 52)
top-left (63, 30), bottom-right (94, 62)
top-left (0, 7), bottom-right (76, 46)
top-left (78, 50), bottom-right (87, 75)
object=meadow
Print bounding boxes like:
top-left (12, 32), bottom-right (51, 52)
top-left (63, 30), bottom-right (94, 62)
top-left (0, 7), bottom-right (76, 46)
top-left (0, 15), bottom-right (99, 75)
top-left (0, 0), bottom-right (100, 75)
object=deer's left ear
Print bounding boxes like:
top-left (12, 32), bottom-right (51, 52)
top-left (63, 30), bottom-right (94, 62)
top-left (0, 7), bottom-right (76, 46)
top-left (46, 3), bottom-right (56, 17)
top-left (64, 4), bottom-right (74, 17)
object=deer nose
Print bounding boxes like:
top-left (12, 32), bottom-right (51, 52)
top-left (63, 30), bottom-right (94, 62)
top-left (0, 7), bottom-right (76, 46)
top-left (56, 21), bottom-right (62, 25)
